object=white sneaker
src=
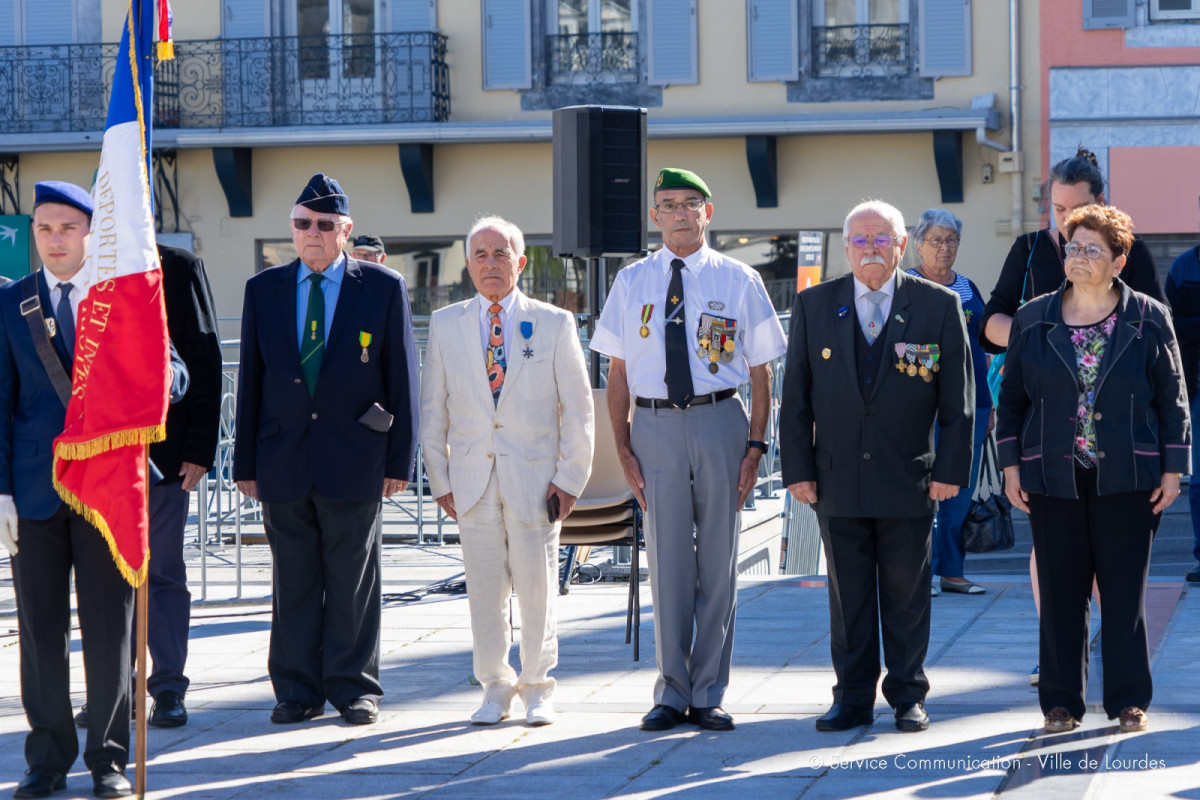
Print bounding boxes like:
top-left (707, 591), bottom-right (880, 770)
top-left (470, 701), bottom-right (510, 725)
top-left (526, 700), bottom-right (556, 727)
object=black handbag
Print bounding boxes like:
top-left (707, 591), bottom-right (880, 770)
top-left (962, 435), bottom-right (1015, 553)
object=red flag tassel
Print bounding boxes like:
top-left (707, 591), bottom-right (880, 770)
top-left (156, 0), bottom-right (174, 60)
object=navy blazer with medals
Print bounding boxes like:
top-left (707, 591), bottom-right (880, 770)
top-left (779, 269), bottom-right (975, 519)
top-left (233, 256), bottom-right (419, 504)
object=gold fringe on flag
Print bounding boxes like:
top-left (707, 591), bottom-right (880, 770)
top-left (51, 422), bottom-right (166, 588)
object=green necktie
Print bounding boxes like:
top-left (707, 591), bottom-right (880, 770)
top-left (300, 273), bottom-right (325, 396)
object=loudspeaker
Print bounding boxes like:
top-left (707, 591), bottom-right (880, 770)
top-left (552, 105), bottom-right (647, 258)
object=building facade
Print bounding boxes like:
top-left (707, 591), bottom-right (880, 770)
top-left (1044, 0), bottom-right (1200, 268)
top-left (0, 0), bottom-right (1042, 327)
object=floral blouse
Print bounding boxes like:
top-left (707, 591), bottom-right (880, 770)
top-left (1070, 312), bottom-right (1118, 467)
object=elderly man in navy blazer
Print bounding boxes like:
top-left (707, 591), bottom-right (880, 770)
top-left (234, 173), bottom-right (419, 726)
top-left (0, 181), bottom-right (137, 799)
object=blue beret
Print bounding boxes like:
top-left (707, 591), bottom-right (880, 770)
top-left (34, 181), bottom-right (94, 217)
top-left (296, 173), bottom-right (350, 216)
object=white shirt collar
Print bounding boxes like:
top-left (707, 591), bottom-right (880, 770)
top-left (852, 271), bottom-right (897, 300)
top-left (660, 244), bottom-right (708, 273)
top-left (476, 288), bottom-right (520, 316)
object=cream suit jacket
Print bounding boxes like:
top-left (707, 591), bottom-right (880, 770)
top-left (420, 290), bottom-right (594, 524)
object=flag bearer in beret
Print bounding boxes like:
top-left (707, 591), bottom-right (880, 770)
top-left (234, 173), bottom-right (419, 727)
top-left (0, 181), bottom-right (136, 798)
top-left (590, 168), bottom-right (787, 732)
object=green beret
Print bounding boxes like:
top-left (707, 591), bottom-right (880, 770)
top-left (654, 167), bottom-right (711, 198)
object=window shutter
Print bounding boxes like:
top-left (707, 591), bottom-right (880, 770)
top-left (482, 0), bottom-right (531, 90)
top-left (0, 0), bottom-right (14, 46)
top-left (393, 0), bottom-right (435, 32)
top-left (223, 0), bottom-right (268, 38)
top-left (24, 0), bottom-right (72, 45)
top-left (1084, 0), bottom-right (1135, 29)
top-left (919, 0), bottom-right (972, 78)
top-left (747, 0), bottom-right (798, 82)
top-left (648, 0), bottom-right (698, 86)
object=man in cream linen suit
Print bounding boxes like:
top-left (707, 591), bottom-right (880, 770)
top-left (421, 216), bottom-right (594, 727)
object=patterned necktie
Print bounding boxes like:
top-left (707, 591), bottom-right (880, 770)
top-left (486, 303), bottom-right (506, 404)
top-left (664, 258), bottom-right (694, 406)
top-left (300, 273), bottom-right (325, 396)
top-left (861, 289), bottom-right (886, 343)
top-left (56, 282), bottom-right (75, 359)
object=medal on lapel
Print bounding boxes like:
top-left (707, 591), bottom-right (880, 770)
top-left (359, 331), bottom-right (372, 363)
top-left (521, 320), bottom-right (534, 359)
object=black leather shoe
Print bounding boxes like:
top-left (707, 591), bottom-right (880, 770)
top-left (815, 703), bottom-right (874, 731)
top-left (895, 702), bottom-right (930, 732)
top-left (91, 762), bottom-right (132, 799)
top-left (341, 698), bottom-right (378, 725)
top-left (13, 766), bottom-right (66, 799)
top-left (1187, 562), bottom-right (1200, 583)
top-left (74, 705), bottom-right (88, 729)
top-left (270, 700), bottom-right (324, 724)
top-left (149, 690), bottom-right (188, 728)
top-left (687, 706), bottom-right (735, 731)
top-left (639, 704), bottom-right (686, 731)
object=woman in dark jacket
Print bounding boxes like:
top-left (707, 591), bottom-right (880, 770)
top-left (997, 205), bottom-right (1190, 736)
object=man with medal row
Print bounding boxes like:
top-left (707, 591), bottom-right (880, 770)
top-left (591, 168), bottom-right (787, 732)
top-left (779, 199), bottom-right (974, 734)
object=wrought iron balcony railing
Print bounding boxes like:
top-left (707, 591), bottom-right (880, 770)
top-left (0, 31), bottom-right (450, 134)
top-left (811, 24), bottom-right (910, 78)
top-left (545, 31), bottom-right (638, 86)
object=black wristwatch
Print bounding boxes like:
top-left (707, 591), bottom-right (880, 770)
top-left (747, 440), bottom-right (768, 454)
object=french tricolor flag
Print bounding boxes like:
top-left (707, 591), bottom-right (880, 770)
top-left (52, 0), bottom-right (170, 587)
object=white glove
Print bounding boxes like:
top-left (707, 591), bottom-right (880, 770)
top-left (0, 495), bottom-right (17, 557)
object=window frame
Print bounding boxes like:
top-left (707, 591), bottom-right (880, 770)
top-left (1150, 0), bottom-right (1200, 21)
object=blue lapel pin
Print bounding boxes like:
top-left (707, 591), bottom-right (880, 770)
top-left (837, 305), bottom-right (849, 319)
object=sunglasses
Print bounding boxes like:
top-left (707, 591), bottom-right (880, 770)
top-left (291, 218), bottom-right (342, 232)
top-left (846, 234), bottom-right (899, 249)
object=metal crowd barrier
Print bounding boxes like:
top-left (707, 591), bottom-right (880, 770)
top-left (190, 315), bottom-right (789, 599)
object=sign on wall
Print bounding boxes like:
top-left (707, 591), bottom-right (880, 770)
top-left (0, 215), bottom-right (31, 281)
top-left (797, 230), bottom-right (824, 292)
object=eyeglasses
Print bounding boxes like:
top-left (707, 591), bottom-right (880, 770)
top-left (1064, 241), bottom-right (1110, 261)
top-left (846, 234), bottom-right (899, 249)
top-left (291, 218), bottom-right (342, 232)
top-left (655, 198), bottom-right (707, 214)
top-left (923, 236), bottom-right (960, 250)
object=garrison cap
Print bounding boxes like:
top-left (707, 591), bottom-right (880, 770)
top-left (296, 173), bottom-right (350, 216)
top-left (33, 181), bottom-right (94, 218)
top-left (654, 167), bottom-right (711, 198)
top-left (351, 234), bottom-right (385, 253)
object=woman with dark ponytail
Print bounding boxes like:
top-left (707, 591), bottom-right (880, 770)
top-left (980, 146), bottom-right (1165, 353)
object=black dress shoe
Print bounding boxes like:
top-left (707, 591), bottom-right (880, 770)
top-left (815, 703), bottom-right (874, 732)
top-left (687, 706), bottom-right (735, 731)
top-left (149, 690), bottom-right (188, 728)
top-left (270, 700), bottom-right (324, 724)
top-left (341, 698), bottom-right (378, 725)
top-left (91, 762), bottom-right (132, 799)
top-left (639, 704), bottom-right (686, 731)
top-left (74, 705), bottom-right (88, 729)
top-left (13, 766), bottom-right (66, 799)
top-left (895, 702), bottom-right (930, 732)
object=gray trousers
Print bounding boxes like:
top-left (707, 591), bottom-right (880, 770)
top-left (631, 395), bottom-right (748, 711)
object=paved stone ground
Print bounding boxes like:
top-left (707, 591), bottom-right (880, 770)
top-left (1, 488), bottom-right (1198, 799)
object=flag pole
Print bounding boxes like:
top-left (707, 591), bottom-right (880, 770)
top-left (135, 446), bottom-right (149, 798)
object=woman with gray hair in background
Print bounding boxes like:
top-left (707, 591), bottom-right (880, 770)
top-left (906, 209), bottom-right (991, 596)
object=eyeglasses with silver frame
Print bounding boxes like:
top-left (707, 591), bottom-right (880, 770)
top-left (1064, 241), bottom-right (1110, 261)
top-left (654, 198), bottom-right (707, 214)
